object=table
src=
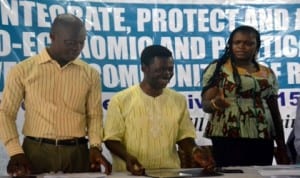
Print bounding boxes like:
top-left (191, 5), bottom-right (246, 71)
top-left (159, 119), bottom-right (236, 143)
top-left (1, 166), bottom-right (300, 178)
top-left (108, 167), bottom-right (264, 178)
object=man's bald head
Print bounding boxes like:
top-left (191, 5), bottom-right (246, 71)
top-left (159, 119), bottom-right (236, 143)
top-left (50, 14), bottom-right (85, 35)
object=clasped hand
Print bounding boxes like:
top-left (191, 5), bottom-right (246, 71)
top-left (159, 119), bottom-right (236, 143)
top-left (212, 87), bottom-right (230, 111)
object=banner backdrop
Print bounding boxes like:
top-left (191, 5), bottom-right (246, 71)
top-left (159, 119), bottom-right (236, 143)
top-left (0, 0), bottom-right (300, 174)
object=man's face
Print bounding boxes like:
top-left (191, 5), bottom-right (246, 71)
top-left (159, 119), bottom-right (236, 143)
top-left (51, 26), bottom-right (86, 62)
top-left (143, 56), bottom-right (174, 90)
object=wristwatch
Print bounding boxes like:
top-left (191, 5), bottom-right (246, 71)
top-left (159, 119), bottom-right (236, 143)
top-left (90, 143), bottom-right (103, 152)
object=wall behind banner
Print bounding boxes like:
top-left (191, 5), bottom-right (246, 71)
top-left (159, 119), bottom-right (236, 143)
top-left (0, 0), bottom-right (300, 174)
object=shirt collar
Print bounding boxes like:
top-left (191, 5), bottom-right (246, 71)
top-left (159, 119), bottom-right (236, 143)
top-left (37, 48), bottom-right (82, 66)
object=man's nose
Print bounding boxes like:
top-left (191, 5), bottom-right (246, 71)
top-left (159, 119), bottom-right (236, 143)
top-left (72, 42), bottom-right (84, 50)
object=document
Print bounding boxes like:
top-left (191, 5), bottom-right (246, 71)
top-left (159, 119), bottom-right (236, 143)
top-left (145, 168), bottom-right (223, 177)
top-left (256, 165), bottom-right (300, 176)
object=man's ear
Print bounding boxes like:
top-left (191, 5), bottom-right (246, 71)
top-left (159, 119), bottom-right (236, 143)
top-left (49, 32), bottom-right (55, 41)
top-left (141, 64), bottom-right (147, 72)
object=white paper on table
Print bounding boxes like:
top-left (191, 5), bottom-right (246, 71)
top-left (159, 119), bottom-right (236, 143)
top-left (255, 165), bottom-right (300, 176)
top-left (43, 172), bottom-right (106, 178)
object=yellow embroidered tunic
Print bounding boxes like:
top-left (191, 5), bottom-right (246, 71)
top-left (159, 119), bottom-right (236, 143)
top-left (104, 85), bottom-right (196, 171)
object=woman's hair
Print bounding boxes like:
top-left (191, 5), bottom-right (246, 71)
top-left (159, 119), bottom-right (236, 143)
top-left (201, 25), bottom-right (261, 96)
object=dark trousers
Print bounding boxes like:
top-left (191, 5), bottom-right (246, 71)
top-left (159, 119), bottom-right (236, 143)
top-left (211, 137), bottom-right (274, 167)
top-left (22, 137), bottom-right (89, 174)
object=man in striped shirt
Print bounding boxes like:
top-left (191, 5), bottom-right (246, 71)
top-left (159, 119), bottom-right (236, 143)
top-left (0, 14), bottom-right (111, 176)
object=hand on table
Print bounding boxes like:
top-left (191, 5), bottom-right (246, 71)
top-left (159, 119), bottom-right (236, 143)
top-left (125, 154), bottom-right (145, 176)
top-left (192, 146), bottom-right (216, 173)
top-left (7, 153), bottom-right (32, 176)
top-left (89, 147), bottom-right (112, 175)
top-left (275, 145), bottom-right (291, 164)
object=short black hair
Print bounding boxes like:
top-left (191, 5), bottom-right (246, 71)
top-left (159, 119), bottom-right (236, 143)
top-left (141, 45), bottom-right (172, 66)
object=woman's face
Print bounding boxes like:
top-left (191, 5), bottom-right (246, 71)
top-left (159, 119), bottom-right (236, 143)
top-left (231, 31), bottom-right (258, 62)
